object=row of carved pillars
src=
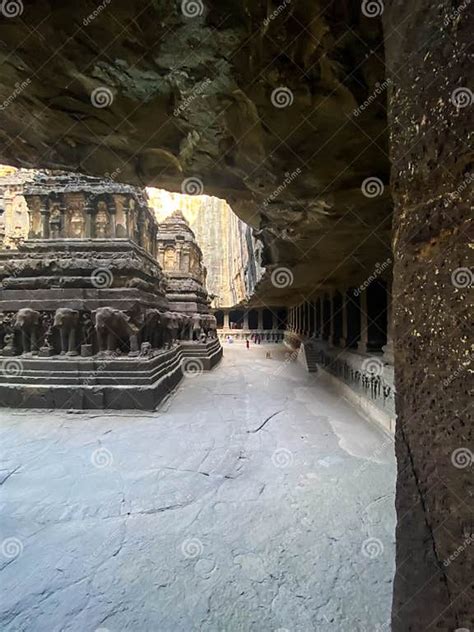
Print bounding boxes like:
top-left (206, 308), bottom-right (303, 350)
top-left (287, 280), bottom-right (393, 363)
top-left (215, 308), bottom-right (286, 331)
top-left (32, 194), bottom-right (155, 252)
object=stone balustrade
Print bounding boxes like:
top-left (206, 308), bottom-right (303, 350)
top-left (218, 328), bottom-right (285, 342)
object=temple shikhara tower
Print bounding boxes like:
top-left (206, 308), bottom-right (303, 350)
top-left (156, 209), bottom-right (210, 315)
top-left (0, 171), bottom-right (221, 409)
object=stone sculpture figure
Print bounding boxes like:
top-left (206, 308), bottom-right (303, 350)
top-left (160, 311), bottom-right (178, 348)
top-left (14, 308), bottom-right (41, 355)
top-left (54, 308), bottom-right (80, 355)
top-left (200, 314), bottom-right (211, 339)
top-left (190, 313), bottom-right (202, 341)
top-left (179, 314), bottom-right (192, 341)
top-left (208, 314), bottom-right (217, 339)
top-left (144, 308), bottom-right (163, 349)
top-left (0, 312), bottom-right (16, 355)
top-left (92, 306), bottom-right (139, 356)
top-left (39, 312), bottom-right (55, 356)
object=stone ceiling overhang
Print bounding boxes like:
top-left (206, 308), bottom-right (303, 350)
top-left (0, 0), bottom-right (392, 304)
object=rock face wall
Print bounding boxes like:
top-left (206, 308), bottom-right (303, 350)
top-left (148, 189), bottom-right (264, 307)
top-left (384, 1), bottom-right (473, 629)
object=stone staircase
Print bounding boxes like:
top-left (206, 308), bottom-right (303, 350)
top-left (302, 342), bottom-right (319, 372)
top-left (299, 341), bottom-right (320, 373)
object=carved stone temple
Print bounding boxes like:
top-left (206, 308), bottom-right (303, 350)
top-left (0, 171), bottom-right (221, 409)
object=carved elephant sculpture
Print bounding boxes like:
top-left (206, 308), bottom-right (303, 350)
top-left (190, 313), bottom-right (202, 341)
top-left (14, 308), bottom-right (41, 355)
top-left (160, 311), bottom-right (179, 348)
top-left (54, 308), bottom-right (80, 355)
top-left (179, 314), bottom-right (193, 341)
top-left (92, 307), bottom-right (139, 356)
top-left (200, 314), bottom-right (213, 339)
top-left (207, 314), bottom-right (217, 339)
top-left (144, 308), bottom-right (163, 349)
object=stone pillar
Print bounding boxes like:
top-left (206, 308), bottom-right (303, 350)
top-left (84, 196), bottom-right (96, 238)
top-left (384, 3), bottom-right (471, 629)
top-left (40, 209), bottom-right (50, 239)
top-left (272, 311), bottom-right (278, 330)
top-left (328, 291), bottom-right (335, 347)
top-left (340, 289), bottom-right (349, 348)
top-left (243, 311), bottom-right (249, 330)
top-left (223, 310), bottom-right (229, 329)
top-left (257, 308), bottom-right (263, 330)
top-left (382, 289), bottom-right (394, 364)
top-left (315, 298), bottom-right (321, 338)
top-left (136, 207), bottom-right (145, 247)
top-left (357, 288), bottom-right (368, 353)
top-left (107, 195), bottom-right (117, 238)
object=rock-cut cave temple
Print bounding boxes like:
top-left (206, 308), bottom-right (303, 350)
top-left (0, 1), bottom-right (471, 631)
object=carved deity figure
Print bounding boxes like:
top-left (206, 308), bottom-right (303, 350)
top-left (95, 202), bottom-right (109, 238)
top-left (164, 246), bottom-right (176, 271)
top-left (69, 205), bottom-right (85, 238)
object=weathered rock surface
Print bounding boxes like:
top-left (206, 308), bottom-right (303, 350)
top-left (384, 0), bottom-right (473, 629)
top-left (0, 0), bottom-right (392, 302)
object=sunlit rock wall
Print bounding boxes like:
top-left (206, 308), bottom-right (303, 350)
top-left (148, 189), bottom-right (264, 308)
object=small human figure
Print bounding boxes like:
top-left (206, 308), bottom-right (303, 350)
top-left (246, 339), bottom-right (250, 349)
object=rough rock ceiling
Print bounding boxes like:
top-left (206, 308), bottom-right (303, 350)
top-left (0, 0), bottom-right (392, 305)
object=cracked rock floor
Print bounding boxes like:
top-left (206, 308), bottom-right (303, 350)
top-left (1, 344), bottom-right (396, 631)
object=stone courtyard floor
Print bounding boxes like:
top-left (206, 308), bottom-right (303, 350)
top-left (1, 344), bottom-right (396, 631)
